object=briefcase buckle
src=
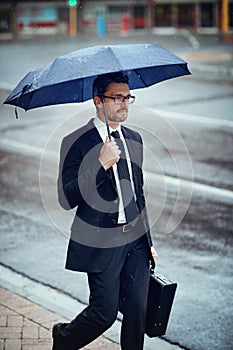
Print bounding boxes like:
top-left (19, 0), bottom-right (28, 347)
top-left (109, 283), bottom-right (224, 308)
top-left (123, 224), bottom-right (131, 232)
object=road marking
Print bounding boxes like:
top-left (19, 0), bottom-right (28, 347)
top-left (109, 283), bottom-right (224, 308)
top-left (146, 172), bottom-right (233, 200)
top-left (1, 137), bottom-right (232, 200)
top-left (154, 109), bottom-right (233, 128)
top-left (0, 138), bottom-right (56, 157)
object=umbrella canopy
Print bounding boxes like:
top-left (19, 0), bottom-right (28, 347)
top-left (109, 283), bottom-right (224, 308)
top-left (4, 43), bottom-right (191, 111)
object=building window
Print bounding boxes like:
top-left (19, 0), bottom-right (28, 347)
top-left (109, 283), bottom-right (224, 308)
top-left (154, 5), bottom-right (172, 27)
top-left (0, 9), bottom-right (11, 33)
top-left (177, 4), bottom-right (195, 27)
top-left (200, 3), bottom-right (214, 27)
top-left (133, 5), bottom-right (145, 28)
top-left (229, 3), bottom-right (233, 27)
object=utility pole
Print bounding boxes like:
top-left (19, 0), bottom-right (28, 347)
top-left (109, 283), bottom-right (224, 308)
top-left (12, 3), bottom-right (18, 39)
top-left (68, 0), bottom-right (78, 37)
top-left (222, 0), bottom-right (229, 33)
top-left (147, 0), bottom-right (154, 33)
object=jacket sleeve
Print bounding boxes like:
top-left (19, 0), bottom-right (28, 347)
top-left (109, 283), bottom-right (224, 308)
top-left (57, 136), bottom-right (110, 211)
top-left (137, 133), bottom-right (153, 247)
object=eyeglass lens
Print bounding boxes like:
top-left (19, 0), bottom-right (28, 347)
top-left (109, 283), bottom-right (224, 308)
top-left (114, 95), bottom-right (135, 104)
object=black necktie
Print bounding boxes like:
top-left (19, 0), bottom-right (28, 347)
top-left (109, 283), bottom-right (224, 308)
top-left (111, 131), bottom-right (138, 225)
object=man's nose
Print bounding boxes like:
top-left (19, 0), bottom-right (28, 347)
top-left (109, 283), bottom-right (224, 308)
top-left (121, 98), bottom-right (129, 106)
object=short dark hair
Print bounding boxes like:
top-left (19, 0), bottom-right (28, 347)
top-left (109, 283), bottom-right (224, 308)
top-left (92, 72), bottom-right (129, 98)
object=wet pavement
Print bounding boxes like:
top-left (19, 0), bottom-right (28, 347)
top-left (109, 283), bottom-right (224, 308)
top-left (0, 99), bottom-right (232, 350)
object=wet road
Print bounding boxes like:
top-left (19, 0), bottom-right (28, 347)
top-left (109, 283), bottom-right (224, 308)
top-left (0, 34), bottom-right (233, 350)
top-left (1, 89), bottom-right (233, 350)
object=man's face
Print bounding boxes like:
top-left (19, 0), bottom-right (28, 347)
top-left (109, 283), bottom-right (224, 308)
top-left (103, 82), bottom-right (131, 125)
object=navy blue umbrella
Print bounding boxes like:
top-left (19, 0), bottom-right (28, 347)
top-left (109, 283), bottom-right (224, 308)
top-left (4, 43), bottom-right (191, 112)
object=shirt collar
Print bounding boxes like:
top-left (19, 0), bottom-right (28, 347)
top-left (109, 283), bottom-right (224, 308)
top-left (94, 115), bottom-right (122, 140)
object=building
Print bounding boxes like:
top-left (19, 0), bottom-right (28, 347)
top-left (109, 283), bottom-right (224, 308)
top-left (152, 0), bottom-right (233, 30)
top-left (0, 0), bottom-right (232, 39)
top-left (0, 1), bottom-right (69, 38)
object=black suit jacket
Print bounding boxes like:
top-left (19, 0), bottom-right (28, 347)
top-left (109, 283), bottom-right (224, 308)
top-left (57, 118), bottom-right (153, 273)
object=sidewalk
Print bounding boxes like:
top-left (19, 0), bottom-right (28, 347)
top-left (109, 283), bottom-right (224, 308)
top-left (0, 287), bottom-right (120, 350)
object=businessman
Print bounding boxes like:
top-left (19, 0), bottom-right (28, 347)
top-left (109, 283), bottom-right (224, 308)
top-left (53, 72), bottom-right (158, 350)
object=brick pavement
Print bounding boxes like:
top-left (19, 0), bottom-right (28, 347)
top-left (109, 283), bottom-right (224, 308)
top-left (0, 287), bottom-right (120, 350)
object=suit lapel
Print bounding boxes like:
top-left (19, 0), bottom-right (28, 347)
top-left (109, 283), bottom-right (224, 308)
top-left (88, 119), bottom-right (117, 193)
top-left (121, 127), bottom-right (141, 197)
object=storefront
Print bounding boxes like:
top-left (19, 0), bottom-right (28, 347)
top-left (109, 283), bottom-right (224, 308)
top-left (0, 1), bottom-right (68, 38)
top-left (81, 1), bottom-right (146, 33)
top-left (153, 0), bottom-right (219, 29)
top-left (81, 0), bottom-right (232, 33)
top-left (0, 0), bottom-right (232, 38)
top-left (17, 5), bottom-right (59, 35)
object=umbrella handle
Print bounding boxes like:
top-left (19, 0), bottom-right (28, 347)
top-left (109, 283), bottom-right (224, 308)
top-left (101, 95), bottom-right (111, 140)
top-left (15, 106), bottom-right (19, 119)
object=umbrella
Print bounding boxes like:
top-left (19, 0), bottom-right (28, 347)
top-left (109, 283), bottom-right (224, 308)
top-left (4, 43), bottom-right (191, 112)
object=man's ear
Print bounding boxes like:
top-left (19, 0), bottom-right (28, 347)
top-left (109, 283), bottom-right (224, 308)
top-left (93, 96), bottom-right (102, 107)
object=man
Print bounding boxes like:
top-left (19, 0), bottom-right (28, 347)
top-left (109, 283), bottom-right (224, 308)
top-left (53, 72), bottom-right (158, 350)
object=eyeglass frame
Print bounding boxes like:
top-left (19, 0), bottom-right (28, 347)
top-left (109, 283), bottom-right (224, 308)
top-left (103, 94), bottom-right (135, 104)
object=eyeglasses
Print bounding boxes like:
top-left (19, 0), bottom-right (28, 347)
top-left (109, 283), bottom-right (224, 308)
top-left (103, 95), bottom-right (135, 104)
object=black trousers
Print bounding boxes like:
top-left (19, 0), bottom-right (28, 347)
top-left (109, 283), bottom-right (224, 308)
top-left (57, 234), bottom-right (151, 350)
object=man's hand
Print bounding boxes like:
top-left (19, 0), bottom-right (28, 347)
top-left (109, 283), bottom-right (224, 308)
top-left (151, 246), bottom-right (158, 261)
top-left (99, 136), bottom-right (121, 170)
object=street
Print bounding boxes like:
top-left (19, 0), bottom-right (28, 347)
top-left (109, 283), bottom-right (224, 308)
top-left (0, 32), bottom-right (233, 350)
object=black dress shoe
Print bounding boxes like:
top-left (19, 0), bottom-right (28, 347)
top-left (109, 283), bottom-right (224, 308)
top-left (52, 322), bottom-right (63, 350)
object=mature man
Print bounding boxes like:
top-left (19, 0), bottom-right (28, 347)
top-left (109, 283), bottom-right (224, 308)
top-left (53, 72), bottom-right (158, 350)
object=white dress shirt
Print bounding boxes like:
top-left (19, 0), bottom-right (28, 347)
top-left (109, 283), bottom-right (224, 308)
top-left (94, 116), bottom-right (136, 224)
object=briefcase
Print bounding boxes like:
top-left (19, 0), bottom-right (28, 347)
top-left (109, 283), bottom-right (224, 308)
top-left (146, 269), bottom-right (177, 337)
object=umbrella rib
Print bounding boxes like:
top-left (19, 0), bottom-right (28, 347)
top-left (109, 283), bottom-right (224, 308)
top-left (134, 69), bottom-right (147, 87)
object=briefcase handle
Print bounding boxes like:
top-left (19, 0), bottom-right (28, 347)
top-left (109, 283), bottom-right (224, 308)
top-left (150, 258), bottom-right (157, 274)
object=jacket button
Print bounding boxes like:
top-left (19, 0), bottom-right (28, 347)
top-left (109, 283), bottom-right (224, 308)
top-left (113, 199), bottom-right (118, 205)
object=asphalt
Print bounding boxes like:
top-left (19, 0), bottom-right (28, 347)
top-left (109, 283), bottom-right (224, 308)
top-left (0, 30), bottom-right (233, 350)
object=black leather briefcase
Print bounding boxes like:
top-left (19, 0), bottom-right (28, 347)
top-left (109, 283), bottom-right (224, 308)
top-left (146, 269), bottom-right (177, 337)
